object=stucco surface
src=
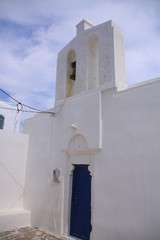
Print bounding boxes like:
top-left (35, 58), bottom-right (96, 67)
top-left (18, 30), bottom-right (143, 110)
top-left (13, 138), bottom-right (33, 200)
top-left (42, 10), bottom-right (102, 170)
top-left (0, 131), bottom-right (28, 212)
top-left (23, 78), bottom-right (160, 240)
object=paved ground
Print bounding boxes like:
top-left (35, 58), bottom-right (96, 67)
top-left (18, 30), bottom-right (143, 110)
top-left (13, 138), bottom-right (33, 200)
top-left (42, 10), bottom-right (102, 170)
top-left (0, 227), bottom-right (61, 240)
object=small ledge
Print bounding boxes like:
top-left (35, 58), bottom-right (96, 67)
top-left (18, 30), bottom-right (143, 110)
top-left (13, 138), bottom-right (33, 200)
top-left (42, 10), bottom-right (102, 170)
top-left (62, 148), bottom-right (100, 156)
top-left (0, 209), bottom-right (30, 216)
top-left (0, 209), bottom-right (31, 232)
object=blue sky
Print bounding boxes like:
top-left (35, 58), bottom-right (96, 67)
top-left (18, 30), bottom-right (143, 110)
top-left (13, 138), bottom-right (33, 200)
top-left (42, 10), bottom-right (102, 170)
top-left (0, 0), bottom-right (160, 123)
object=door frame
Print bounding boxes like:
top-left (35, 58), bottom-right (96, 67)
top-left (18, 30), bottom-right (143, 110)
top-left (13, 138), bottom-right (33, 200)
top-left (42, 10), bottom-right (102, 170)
top-left (62, 152), bottom-right (96, 240)
top-left (62, 133), bottom-right (100, 240)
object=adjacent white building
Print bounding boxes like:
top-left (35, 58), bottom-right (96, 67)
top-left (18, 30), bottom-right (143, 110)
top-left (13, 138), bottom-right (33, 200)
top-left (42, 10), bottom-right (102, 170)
top-left (1, 19), bottom-right (160, 240)
top-left (0, 100), bottom-right (20, 132)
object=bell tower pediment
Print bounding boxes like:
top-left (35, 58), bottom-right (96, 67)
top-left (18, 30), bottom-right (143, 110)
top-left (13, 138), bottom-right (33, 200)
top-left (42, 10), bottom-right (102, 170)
top-left (55, 19), bottom-right (127, 105)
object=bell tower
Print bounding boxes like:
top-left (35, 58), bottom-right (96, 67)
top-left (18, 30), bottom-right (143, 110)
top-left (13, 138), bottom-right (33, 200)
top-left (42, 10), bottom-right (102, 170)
top-left (55, 19), bottom-right (126, 105)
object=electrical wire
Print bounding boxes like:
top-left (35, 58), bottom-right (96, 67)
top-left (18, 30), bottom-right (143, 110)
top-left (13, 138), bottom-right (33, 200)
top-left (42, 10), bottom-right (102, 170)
top-left (0, 88), bottom-right (55, 115)
top-left (0, 88), bottom-right (43, 112)
top-left (0, 89), bottom-right (19, 104)
top-left (0, 106), bottom-right (55, 115)
top-left (0, 80), bottom-right (75, 117)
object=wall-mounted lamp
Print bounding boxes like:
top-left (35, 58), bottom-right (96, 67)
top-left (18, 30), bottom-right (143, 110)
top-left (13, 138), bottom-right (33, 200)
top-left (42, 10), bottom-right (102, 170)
top-left (70, 124), bottom-right (77, 130)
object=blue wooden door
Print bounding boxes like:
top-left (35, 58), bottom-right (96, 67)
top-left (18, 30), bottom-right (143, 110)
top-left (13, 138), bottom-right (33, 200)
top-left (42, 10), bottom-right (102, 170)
top-left (70, 165), bottom-right (92, 240)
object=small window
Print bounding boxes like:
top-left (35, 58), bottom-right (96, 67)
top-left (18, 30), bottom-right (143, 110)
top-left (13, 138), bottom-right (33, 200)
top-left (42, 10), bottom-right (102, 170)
top-left (0, 115), bottom-right (4, 129)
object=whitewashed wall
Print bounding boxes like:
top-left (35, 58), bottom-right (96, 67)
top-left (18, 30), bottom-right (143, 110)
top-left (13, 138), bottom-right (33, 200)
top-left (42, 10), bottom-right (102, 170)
top-left (23, 113), bottom-right (60, 233)
top-left (92, 78), bottom-right (160, 240)
top-left (23, 78), bottom-right (160, 240)
top-left (0, 130), bottom-right (30, 231)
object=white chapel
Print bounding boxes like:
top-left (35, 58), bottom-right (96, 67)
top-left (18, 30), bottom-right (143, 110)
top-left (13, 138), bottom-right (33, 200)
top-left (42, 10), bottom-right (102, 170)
top-left (1, 19), bottom-right (160, 240)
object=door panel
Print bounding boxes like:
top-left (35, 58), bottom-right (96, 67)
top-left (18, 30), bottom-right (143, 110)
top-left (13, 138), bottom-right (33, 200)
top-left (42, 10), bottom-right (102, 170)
top-left (70, 165), bottom-right (92, 240)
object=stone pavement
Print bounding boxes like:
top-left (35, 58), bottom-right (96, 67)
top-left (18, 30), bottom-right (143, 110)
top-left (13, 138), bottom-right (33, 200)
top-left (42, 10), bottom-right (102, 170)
top-left (0, 227), bottom-right (61, 240)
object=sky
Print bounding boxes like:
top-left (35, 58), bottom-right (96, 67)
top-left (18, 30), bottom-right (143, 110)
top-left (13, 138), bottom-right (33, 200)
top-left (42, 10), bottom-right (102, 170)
top-left (0, 0), bottom-right (160, 126)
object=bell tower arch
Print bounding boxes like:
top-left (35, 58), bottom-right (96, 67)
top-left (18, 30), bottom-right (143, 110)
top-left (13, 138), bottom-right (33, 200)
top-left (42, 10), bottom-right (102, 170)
top-left (67, 50), bottom-right (76, 97)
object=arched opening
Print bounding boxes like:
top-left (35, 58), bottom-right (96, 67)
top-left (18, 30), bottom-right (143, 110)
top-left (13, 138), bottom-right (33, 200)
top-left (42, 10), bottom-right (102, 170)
top-left (69, 134), bottom-right (88, 151)
top-left (0, 115), bottom-right (4, 129)
top-left (67, 50), bottom-right (76, 97)
top-left (88, 36), bottom-right (99, 90)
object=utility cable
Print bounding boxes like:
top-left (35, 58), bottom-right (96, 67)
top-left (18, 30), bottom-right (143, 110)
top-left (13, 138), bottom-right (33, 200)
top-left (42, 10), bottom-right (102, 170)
top-left (0, 80), bottom-right (75, 116)
top-left (0, 88), bottom-right (55, 115)
top-left (0, 106), bottom-right (54, 115)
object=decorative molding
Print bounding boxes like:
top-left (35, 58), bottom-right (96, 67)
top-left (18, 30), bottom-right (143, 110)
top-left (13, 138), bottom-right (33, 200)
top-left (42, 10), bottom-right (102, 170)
top-left (63, 133), bottom-right (101, 156)
top-left (62, 148), bottom-right (100, 156)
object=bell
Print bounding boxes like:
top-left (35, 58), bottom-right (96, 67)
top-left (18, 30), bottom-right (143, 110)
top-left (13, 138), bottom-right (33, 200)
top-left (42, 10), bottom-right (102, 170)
top-left (70, 71), bottom-right (75, 80)
top-left (70, 61), bottom-right (76, 80)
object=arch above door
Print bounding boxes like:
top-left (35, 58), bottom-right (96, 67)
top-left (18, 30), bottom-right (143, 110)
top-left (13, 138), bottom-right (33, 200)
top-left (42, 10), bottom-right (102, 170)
top-left (63, 134), bottom-right (100, 156)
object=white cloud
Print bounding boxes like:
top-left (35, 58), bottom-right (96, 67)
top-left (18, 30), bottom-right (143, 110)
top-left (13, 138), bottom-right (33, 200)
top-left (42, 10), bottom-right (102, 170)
top-left (0, 34), bottom-right (56, 128)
